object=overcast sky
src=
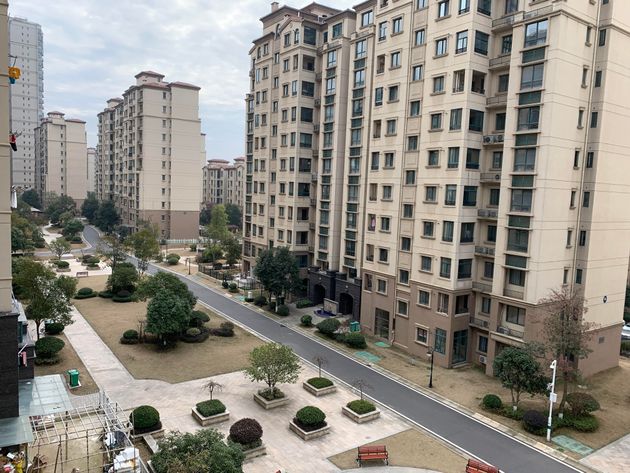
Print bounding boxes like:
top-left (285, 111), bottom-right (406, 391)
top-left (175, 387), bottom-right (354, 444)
top-left (10, 0), bottom-right (357, 161)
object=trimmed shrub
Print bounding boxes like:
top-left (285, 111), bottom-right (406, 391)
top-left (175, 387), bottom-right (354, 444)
top-left (229, 418), bottom-right (263, 447)
top-left (316, 318), bottom-right (341, 337)
top-left (294, 406), bottom-right (326, 431)
top-left (307, 377), bottom-right (333, 389)
top-left (186, 327), bottom-right (201, 336)
top-left (344, 332), bottom-right (367, 349)
top-left (522, 410), bottom-right (547, 435)
top-left (180, 327), bottom-right (210, 343)
top-left (258, 387), bottom-right (284, 401)
top-left (189, 310), bottom-right (210, 327)
top-left (86, 256), bottom-right (100, 265)
top-left (113, 289), bottom-right (136, 303)
top-left (566, 392), bottom-right (600, 417)
top-left (189, 244), bottom-right (197, 252)
top-left (35, 336), bottom-right (65, 360)
top-left (296, 299), bottom-right (315, 309)
top-left (346, 399), bottom-right (376, 415)
top-left (212, 321), bottom-right (235, 337)
top-left (567, 414), bottom-right (599, 432)
top-left (123, 329), bottom-right (139, 340)
top-left (276, 305), bottom-right (289, 317)
top-left (78, 287), bottom-right (94, 296)
top-left (502, 406), bottom-right (525, 420)
top-left (300, 315), bottom-right (313, 327)
top-left (196, 399), bottom-right (226, 417)
top-left (166, 256), bottom-right (179, 266)
top-left (71, 236), bottom-right (82, 243)
top-left (98, 290), bottom-right (113, 298)
top-left (44, 322), bottom-right (64, 335)
top-left (166, 253), bottom-right (181, 262)
top-left (222, 281), bottom-right (229, 289)
top-left (228, 282), bottom-right (239, 293)
top-left (253, 295), bottom-right (267, 307)
top-left (482, 394), bottom-right (503, 410)
top-left (55, 260), bottom-right (70, 269)
top-left (334, 332), bottom-right (347, 344)
top-left (130, 405), bottom-right (161, 434)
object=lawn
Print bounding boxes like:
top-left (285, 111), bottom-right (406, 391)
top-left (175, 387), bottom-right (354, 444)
top-left (73, 276), bottom-right (263, 384)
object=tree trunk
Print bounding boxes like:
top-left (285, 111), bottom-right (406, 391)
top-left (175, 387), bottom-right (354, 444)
top-left (559, 372), bottom-right (569, 412)
top-left (35, 320), bottom-right (41, 340)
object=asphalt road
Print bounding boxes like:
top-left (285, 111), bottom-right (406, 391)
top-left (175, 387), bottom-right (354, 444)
top-left (82, 226), bottom-right (580, 473)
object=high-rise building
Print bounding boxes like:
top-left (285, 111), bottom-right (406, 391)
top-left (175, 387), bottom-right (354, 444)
top-left (95, 72), bottom-right (204, 239)
top-left (244, 0), bottom-right (630, 376)
top-left (202, 157), bottom-right (245, 207)
top-left (87, 147), bottom-right (96, 194)
top-left (8, 16), bottom-right (43, 191)
top-left (34, 111), bottom-right (88, 208)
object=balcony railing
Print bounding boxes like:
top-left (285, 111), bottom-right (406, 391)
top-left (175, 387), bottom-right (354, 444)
top-left (470, 317), bottom-right (490, 329)
top-left (474, 245), bottom-right (495, 257)
top-left (503, 288), bottom-right (525, 300)
top-left (480, 172), bottom-right (502, 183)
top-left (472, 281), bottom-right (493, 293)
top-left (477, 208), bottom-right (498, 219)
top-left (486, 95), bottom-right (508, 107)
top-left (496, 325), bottom-right (524, 339)
top-left (489, 55), bottom-right (511, 68)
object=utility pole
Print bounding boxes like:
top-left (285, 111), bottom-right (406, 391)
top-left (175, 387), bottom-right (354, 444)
top-left (547, 359), bottom-right (558, 442)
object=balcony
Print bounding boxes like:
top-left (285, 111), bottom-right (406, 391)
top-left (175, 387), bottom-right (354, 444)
top-left (472, 281), bottom-right (493, 293)
top-left (480, 172), bottom-right (501, 183)
top-left (496, 325), bottom-right (524, 339)
top-left (470, 317), bottom-right (490, 330)
top-left (503, 288), bottom-right (525, 300)
top-left (486, 95), bottom-right (508, 108)
top-left (474, 245), bottom-right (495, 257)
top-left (477, 208), bottom-right (498, 219)
top-left (489, 55), bottom-right (511, 70)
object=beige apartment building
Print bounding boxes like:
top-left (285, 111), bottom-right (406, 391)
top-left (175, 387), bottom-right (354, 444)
top-left (245, 0), bottom-right (630, 377)
top-left (202, 156), bottom-right (245, 207)
top-left (34, 111), bottom-right (88, 207)
top-left (95, 72), bottom-right (204, 239)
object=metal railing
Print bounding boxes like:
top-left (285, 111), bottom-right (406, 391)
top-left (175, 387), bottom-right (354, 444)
top-left (496, 325), bottom-right (524, 338)
top-left (470, 317), bottom-right (490, 329)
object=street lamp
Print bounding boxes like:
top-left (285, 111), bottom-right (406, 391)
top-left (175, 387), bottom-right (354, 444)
top-left (427, 347), bottom-right (435, 388)
top-left (546, 359), bottom-right (558, 442)
top-left (186, 257), bottom-right (191, 275)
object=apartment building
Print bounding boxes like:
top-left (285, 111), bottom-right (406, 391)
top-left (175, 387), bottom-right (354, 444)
top-left (87, 146), bottom-right (96, 194)
top-left (8, 16), bottom-right (44, 191)
top-left (202, 156), bottom-right (245, 207)
top-left (95, 72), bottom-right (204, 239)
top-left (246, 0), bottom-right (630, 376)
top-left (34, 111), bottom-right (88, 207)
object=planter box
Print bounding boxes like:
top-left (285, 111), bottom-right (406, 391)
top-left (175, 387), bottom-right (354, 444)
top-left (342, 405), bottom-right (381, 424)
top-left (253, 392), bottom-right (290, 410)
top-left (129, 427), bottom-right (164, 442)
top-left (289, 420), bottom-right (330, 441)
top-left (241, 443), bottom-right (267, 462)
top-left (302, 381), bottom-right (337, 397)
top-left (191, 407), bottom-right (230, 426)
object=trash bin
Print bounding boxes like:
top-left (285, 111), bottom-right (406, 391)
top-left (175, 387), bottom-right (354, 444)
top-left (350, 321), bottom-right (360, 333)
top-left (67, 369), bottom-right (80, 388)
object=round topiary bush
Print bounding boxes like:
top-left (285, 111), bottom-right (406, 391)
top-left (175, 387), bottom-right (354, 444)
top-left (45, 322), bottom-right (65, 335)
top-left (277, 305), bottom-right (290, 317)
top-left (346, 399), bottom-right (376, 415)
top-left (113, 290), bottom-right (135, 303)
top-left (294, 406), bottom-right (327, 431)
top-left (253, 295), bottom-right (267, 307)
top-left (307, 377), bottom-right (333, 389)
top-left (166, 253), bottom-right (181, 262)
top-left (98, 290), bottom-right (113, 298)
top-left (78, 287), bottom-right (94, 296)
top-left (566, 392), bottom-right (600, 417)
top-left (482, 394), bottom-right (503, 410)
top-left (71, 236), bottom-right (82, 243)
top-left (123, 329), bottom-right (139, 340)
top-left (86, 256), bottom-right (100, 265)
top-left (35, 336), bottom-right (65, 361)
top-left (189, 310), bottom-right (210, 327)
top-left (222, 281), bottom-right (229, 289)
top-left (229, 418), bottom-right (263, 448)
top-left (316, 318), bottom-right (341, 337)
top-left (344, 332), bottom-right (367, 348)
top-left (212, 321), bottom-right (235, 337)
top-left (196, 399), bottom-right (226, 417)
top-left (130, 405), bottom-right (161, 434)
top-left (300, 315), bottom-right (313, 327)
top-left (522, 410), bottom-right (547, 435)
top-left (166, 256), bottom-right (179, 266)
top-left (56, 260), bottom-right (70, 269)
top-left (186, 327), bottom-right (201, 336)
top-left (228, 283), bottom-right (239, 293)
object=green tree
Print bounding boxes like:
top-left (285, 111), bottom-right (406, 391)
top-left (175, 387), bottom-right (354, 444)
top-left (199, 204), bottom-right (214, 226)
top-left (136, 272), bottom-right (196, 309)
top-left (222, 234), bottom-right (241, 267)
top-left (94, 200), bottom-right (120, 232)
top-left (224, 203), bottom-right (242, 228)
top-left (20, 189), bottom-right (41, 209)
top-left (145, 291), bottom-right (192, 344)
top-left (106, 262), bottom-right (139, 294)
top-left (253, 248), bottom-right (275, 299)
top-left (538, 287), bottom-right (596, 411)
top-left (493, 346), bottom-right (549, 410)
top-left (11, 212), bottom-right (44, 251)
top-left (126, 224), bottom-right (160, 274)
top-left (48, 237), bottom-right (71, 260)
top-left (62, 218), bottom-right (84, 238)
top-left (151, 429), bottom-right (244, 473)
top-left (206, 204), bottom-right (229, 242)
top-left (98, 234), bottom-right (128, 269)
top-left (254, 247), bottom-right (299, 304)
top-left (81, 192), bottom-right (99, 223)
top-left (45, 194), bottom-right (76, 225)
top-left (201, 244), bottom-right (223, 264)
top-left (245, 343), bottom-right (301, 394)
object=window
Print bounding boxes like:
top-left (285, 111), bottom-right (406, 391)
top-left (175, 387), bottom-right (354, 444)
top-left (356, 40), bottom-right (367, 58)
top-left (458, 0), bottom-right (470, 14)
top-left (386, 119), bottom-right (397, 135)
top-left (508, 268), bottom-right (526, 286)
top-left (437, 294), bottom-right (450, 316)
top-left (418, 290), bottom-right (430, 307)
top-left (361, 10), bottom-right (373, 26)
top-left (377, 278), bottom-right (387, 293)
top-left (403, 204), bottom-right (414, 219)
top-left (421, 255), bottom-right (432, 272)
top-left (433, 75), bottom-right (445, 93)
top-left (397, 300), bottom-right (408, 316)
top-left (438, 0), bottom-right (450, 18)
top-left (521, 64), bottom-right (544, 89)
top-left (412, 65), bottom-right (423, 81)
top-left (369, 183), bottom-right (378, 201)
top-left (415, 29), bottom-right (425, 45)
top-left (382, 186), bottom-right (393, 200)
top-left (430, 113), bottom-right (442, 130)
top-left (514, 148), bottom-right (536, 171)
top-left (466, 149), bottom-right (480, 170)
top-left (453, 70), bottom-right (465, 93)
top-left (410, 100), bottom-right (421, 116)
top-left (576, 268), bottom-right (583, 284)
top-left (405, 170), bottom-right (416, 185)
top-left (511, 189), bottom-right (532, 212)
top-left (595, 70), bottom-right (602, 87)
top-left (389, 85), bottom-right (399, 101)
top-left (425, 186), bottom-right (437, 202)
top-left (378, 21), bottom-right (387, 41)
top-left (391, 51), bottom-right (401, 68)
top-left (590, 111), bottom-right (599, 128)
top-left (583, 191), bottom-right (591, 208)
top-left (579, 230), bottom-right (587, 247)
top-left (599, 29), bottom-right (606, 47)
top-left (304, 27), bottom-right (316, 45)
top-left (436, 38), bottom-right (448, 56)
top-left (578, 109), bottom-right (585, 128)
top-left (501, 34), bottom-right (513, 55)
top-left (463, 186), bottom-right (477, 206)
top-left (375, 87), bottom-right (383, 106)
top-left (586, 152), bottom-right (594, 168)
top-left (481, 297), bottom-right (491, 314)
top-left (495, 112), bottom-right (506, 131)
top-left (448, 147), bottom-right (460, 168)
top-left (423, 221), bottom-right (435, 238)
top-left (478, 0), bottom-right (491, 15)
top-left (456, 30), bottom-right (468, 53)
top-left (460, 222), bottom-right (474, 243)
top-left (478, 335), bottom-right (488, 353)
top-left (416, 326), bottom-right (428, 343)
top-left (392, 17), bottom-right (403, 34)
top-left (435, 328), bottom-right (447, 353)
top-left (525, 20), bottom-right (548, 47)
top-left (445, 185), bottom-right (457, 205)
top-left (442, 221), bottom-right (454, 242)
top-left (492, 151), bottom-right (503, 169)
top-left (507, 228), bottom-right (529, 252)
top-left (484, 261), bottom-right (494, 279)
top-left (428, 150), bottom-right (439, 166)
top-left (469, 109), bottom-right (484, 132)
top-left (401, 236), bottom-right (412, 251)
top-left (506, 305), bottom-right (525, 325)
top-left (474, 31), bottom-right (489, 55)
top-left (517, 106), bottom-right (540, 130)
top-left (332, 22), bottom-right (343, 39)
top-left (450, 108), bottom-right (462, 130)
top-left (384, 152), bottom-right (395, 167)
top-left (455, 294), bottom-right (469, 313)
top-left (440, 258), bottom-right (451, 278)
top-left (371, 152), bottom-right (380, 170)
top-left (471, 71), bottom-right (485, 94)
top-left (505, 0), bottom-right (518, 14)
top-left (379, 248), bottom-right (389, 263)
top-left (399, 269), bottom-right (409, 285)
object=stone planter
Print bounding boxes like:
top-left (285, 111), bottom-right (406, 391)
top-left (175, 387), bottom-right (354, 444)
top-left (241, 443), bottom-right (267, 461)
top-left (302, 381), bottom-right (337, 397)
top-left (129, 427), bottom-right (164, 441)
top-left (191, 407), bottom-right (230, 426)
top-left (342, 405), bottom-right (381, 424)
top-left (253, 392), bottom-right (290, 410)
top-left (289, 420), bottom-right (330, 441)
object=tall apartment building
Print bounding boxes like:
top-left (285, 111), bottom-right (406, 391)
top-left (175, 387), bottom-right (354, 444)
top-left (87, 146), bottom-right (96, 194)
top-left (34, 111), bottom-right (88, 207)
top-left (8, 16), bottom-right (44, 190)
top-left (202, 157), bottom-right (245, 207)
top-left (245, 0), bottom-right (630, 376)
top-left (95, 72), bottom-right (204, 239)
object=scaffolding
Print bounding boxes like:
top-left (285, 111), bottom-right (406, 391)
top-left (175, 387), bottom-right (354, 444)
top-left (28, 391), bottom-right (149, 473)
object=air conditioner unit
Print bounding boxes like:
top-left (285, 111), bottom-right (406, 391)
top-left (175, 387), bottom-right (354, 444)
top-left (482, 135), bottom-right (493, 144)
top-left (497, 326), bottom-right (509, 335)
top-left (479, 355), bottom-right (487, 364)
top-left (496, 134), bottom-right (504, 143)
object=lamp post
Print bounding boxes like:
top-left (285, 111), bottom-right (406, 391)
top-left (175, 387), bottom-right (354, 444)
top-left (427, 347), bottom-right (435, 388)
top-left (546, 359), bottom-right (558, 442)
top-left (186, 257), bottom-right (191, 275)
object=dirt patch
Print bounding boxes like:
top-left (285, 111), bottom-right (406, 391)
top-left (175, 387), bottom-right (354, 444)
top-left (72, 277), bottom-right (263, 384)
top-left (328, 428), bottom-right (467, 473)
top-left (34, 333), bottom-right (99, 395)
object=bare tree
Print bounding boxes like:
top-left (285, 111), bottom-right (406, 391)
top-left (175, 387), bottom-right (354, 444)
top-left (201, 379), bottom-right (224, 401)
top-left (351, 379), bottom-right (373, 400)
top-left (312, 355), bottom-right (328, 378)
top-left (537, 287), bottom-right (597, 411)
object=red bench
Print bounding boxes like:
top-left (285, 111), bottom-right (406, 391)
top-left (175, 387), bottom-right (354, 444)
top-left (356, 445), bottom-right (388, 466)
top-left (466, 459), bottom-right (500, 473)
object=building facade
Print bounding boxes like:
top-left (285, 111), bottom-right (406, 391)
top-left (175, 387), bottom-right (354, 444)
top-left (245, 0), bottom-right (630, 376)
top-left (202, 157), bottom-right (245, 207)
top-left (8, 16), bottom-right (44, 191)
top-left (87, 147), bottom-right (96, 194)
top-left (34, 111), bottom-right (88, 207)
top-left (95, 72), bottom-right (204, 239)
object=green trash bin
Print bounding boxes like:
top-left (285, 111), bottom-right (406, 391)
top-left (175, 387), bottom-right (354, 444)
top-left (349, 321), bottom-right (360, 333)
top-left (67, 369), bottom-right (80, 388)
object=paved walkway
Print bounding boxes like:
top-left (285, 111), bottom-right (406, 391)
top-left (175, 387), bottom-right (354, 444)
top-left (581, 433), bottom-right (630, 472)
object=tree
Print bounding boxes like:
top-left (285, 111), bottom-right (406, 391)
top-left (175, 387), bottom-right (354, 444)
top-left (94, 200), bottom-right (120, 232)
top-left (254, 248), bottom-right (275, 300)
top-left (222, 234), bottom-right (241, 267)
top-left (11, 212), bottom-right (45, 252)
top-left (98, 234), bottom-right (128, 269)
top-left (245, 343), bottom-right (301, 394)
top-left (107, 262), bottom-right (139, 294)
top-left (201, 244), bottom-right (223, 264)
top-left (45, 194), bottom-right (76, 225)
top-left (199, 203), bottom-right (214, 226)
top-left (254, 247), bottom-right (300, 303)
top-left (224, 203), bottom-right (242, 228)
top-left (313, 355), bottom-right (328, 378)
top-left (202, 380), bottom-right (224, 401)
top-left (206, 204), bottom-right (229, 242)
top-left (61, 219), bottom-right (84, 238)
top-left (351, 379), bottom-right (373, 401)
top-left (126, 224), bottom-right (160, 274)
top-left (151, 429), bottom-right (244, 473)
top-left (136, 272), bottom-right (196, 309)
top-left (145, 291), bottom-right (192, 345)
top-left (48, 237), bottom-right (71, 260)
top-left (81, 192), bottom-right (99, 223)
top-left (537, 287), bottom-right (596, 411)
top-left (20, 189), bottom-right (41, 209)
top-left (493, 346), bottom-right (548, 410)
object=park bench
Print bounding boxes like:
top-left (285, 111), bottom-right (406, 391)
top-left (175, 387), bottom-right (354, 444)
top-left (466, 459), bottom-right (500, 473)
top-left (356, 445), bottom-right (388, 466)
top-left (76, 271), bottom-right (88, 278)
